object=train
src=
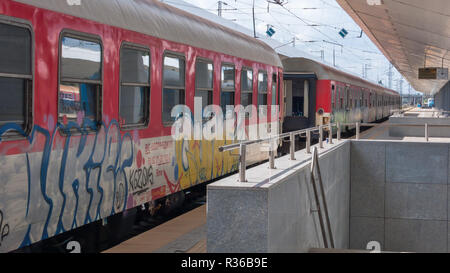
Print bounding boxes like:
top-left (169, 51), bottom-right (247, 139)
top-left (0, 0), bottom-right (399, 253)
top-left (281, 57), bottom-right (401, 133)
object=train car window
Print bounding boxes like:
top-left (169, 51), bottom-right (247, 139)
top-left (336, 86), bottom-right (338, 106)
top-left (335, 86), bottom-right (339, 109)
top-left (331, 85), bottom-right (335, 110)
top-left (349, 88), bottom-right (352, 109)
top-left (0, 21), bottom-right (32, 132)
top-left (360, 90), bottom-right (363, 107)
top-left (257, 71), bottom-right (268, 107)
top-left (345, 87), bottom-right (349, 109)
top-left (195, 59), bottom-right (213, 119)
top-left (163, 53), bottom-right (185, 124)
top-left (119, 44), bottom-right (150, 128)
top-left (278, 72), bottom-right (282, 107)
top-left (271, 73), bottom-right (277, 106)
top-left (353, 90), bottom-right (355, 107)
top-left (59, 33), bottom-right (102, 128)
top-left (220, 64), bottom-right (235, 115)
top-left (241, 68), bottom-right (253, 117)
top-left (361, 90), bottom-right (364, 107)
top-left (352, 89), bottom-right (355, 108)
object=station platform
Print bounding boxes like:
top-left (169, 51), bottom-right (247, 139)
top-left (353, 107), bottom-right (450, 142)
top-left (103, 205), bottom-right (206, 253)
top-left (104, 113), bottom-right (450, 253)
top-left (401, 107), bottom-right (446, 118)
top-left (355, 121), bottom-right (450, 142)
top-left (205, 115), bottom-right (450, 253)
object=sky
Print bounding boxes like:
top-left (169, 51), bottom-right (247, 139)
top-left (163, 0), bottom-right (422, 96)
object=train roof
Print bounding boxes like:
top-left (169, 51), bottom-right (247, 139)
top-left (13, 0), bottom-right (282, 68)
top-left (282, 57), bottom-right (399, 96)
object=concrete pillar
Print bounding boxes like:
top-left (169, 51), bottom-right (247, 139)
top-left (285, 80), bottom-right (293, 116)
top-left (304, 80), bottom-right (309, 118)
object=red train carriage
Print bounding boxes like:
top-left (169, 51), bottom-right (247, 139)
top-left (0, 0), bottom-right (283, 252)
top-left (281, 57), bottom-right (400, 132)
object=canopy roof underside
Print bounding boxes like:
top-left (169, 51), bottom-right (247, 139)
top-left (337, 0), bottom-right (450, 95)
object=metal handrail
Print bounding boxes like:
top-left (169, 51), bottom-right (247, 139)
top-left (220, 121), bottom-right (450, 182)
top-left (219, 123), bottom-right (337, 152)
top-left (310, 146), bottom-right (335, 249)
top-left (218, 125), bottom-right (327, 152)
top-left (401, 110), bottom-right (450, 114)
top-left (220, 122), bottom-right (340, 182)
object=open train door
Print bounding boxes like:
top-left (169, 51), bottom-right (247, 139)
top-left (282, 73), bottom-right (317, 132)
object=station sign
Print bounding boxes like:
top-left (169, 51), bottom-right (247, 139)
top-left (339, 28), bottom-right (348, 38)
top-left (418, 67), bottom-right (448, 80)
top-left (266, 27), bottom-right (275, 37)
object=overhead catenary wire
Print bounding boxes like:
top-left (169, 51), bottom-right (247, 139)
top-left (165, 0), bottom-right (410, 87)
top-left (233, 0), bottom-right (375, 63)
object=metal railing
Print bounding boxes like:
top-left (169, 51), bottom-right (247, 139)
top-left (355, 122), bottom-right (450, 142)
top-left (219, 122), bottom-right (341, 182)
top-left (310, 146), bottom-right (334, 248)
top-left (395, 109), bottom-right (450, 118)
top-left (219, 121), bottom-right (450, 183)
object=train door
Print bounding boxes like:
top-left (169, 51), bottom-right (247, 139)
top-left (360, 88), bottom-right (367, 122)
top-left (345, 86), bottom-right (350, 123)
top-left (376, 92), bottom-right (381, 120)
top-left (331, 84), bottom-right (335, 114)
top-left (333, 84), bottom-right (344, 127)
top-left (282, 74), bottom-right (316, 132)
top-left (278, 71), bottom-right (283, 135)
top-left (373, 92), bottom-right (378, 120)
top-left (374, 92), bottom-right (378, 120)
top-left (374, 93), bottom-right (377, 120)
top-left (356, 88), bottom-right (362, 122)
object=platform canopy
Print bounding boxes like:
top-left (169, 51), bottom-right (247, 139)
top-left (336, 0), bottom-right (450, 95)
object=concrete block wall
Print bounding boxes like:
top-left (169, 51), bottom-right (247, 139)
top-left (389, 116), bottom-right (450, 138)
top-left (208, 139), bottom-right (450, 253)
top-left (207, 141), bottom-right (351, 253)
top-left (350, 140), bottom-right (450, 252)
top-left (435, 81), bottom-right (450, 111)
top-left (267, 142), bottom-right (351, 252)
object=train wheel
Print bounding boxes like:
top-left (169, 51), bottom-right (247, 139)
top-left (161, 191), bottom-right (186, 215)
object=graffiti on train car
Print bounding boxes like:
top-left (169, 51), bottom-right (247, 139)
top-left (128, 166), bottom-right (154, 193)
top-left (0, 116), bottom-right (242, 252)
top-left (0, 103), bottom-right (280, 252)
top-left (0, 210), bottom-right (9, 247)
top-left (0, 118), bottom-right (135, 251)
